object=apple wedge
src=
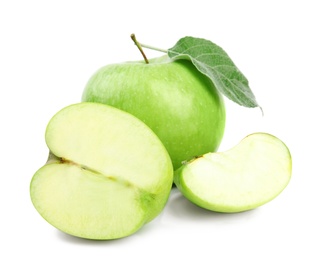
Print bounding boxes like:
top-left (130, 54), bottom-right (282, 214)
top-left (174, 133), bottom-right (292, 213)
top-left (30, 102), bottom-right (173, 240)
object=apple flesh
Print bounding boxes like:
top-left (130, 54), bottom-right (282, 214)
top-left (82, 55), bottom-right (226, 170)
top-left (174, 133), bottom-right (292, 213)
top-left (30, 102), bottom-right (173, 240)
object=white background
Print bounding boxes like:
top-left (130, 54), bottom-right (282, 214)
top-left (1, 0), bottom-right (319, 259)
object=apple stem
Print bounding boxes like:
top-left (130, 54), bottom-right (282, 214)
top-left (131, 34), bottom-right (168, 64)
top-left (131, 34), bottom-right (150, 64)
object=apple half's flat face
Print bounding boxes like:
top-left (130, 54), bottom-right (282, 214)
top-left (174, 133), bottom-right (292, 213)
top-left (82, 56), bottom-right (226, 170)
top-left (30, 103), bottom-right (173, 240)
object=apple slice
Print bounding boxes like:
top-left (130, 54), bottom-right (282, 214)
top-left (174, 133), bottom-right (292, 213)
top-left (30, 102), bottom-right (173, 240)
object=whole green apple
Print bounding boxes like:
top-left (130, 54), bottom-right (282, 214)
top-left (82, 55), bottom-right (226, 170)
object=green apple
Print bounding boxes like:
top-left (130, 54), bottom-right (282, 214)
top-left (82, 55), bottom-right (226, 170)
top-left (174, 133), bottom-right (292, 213)
top-left (30, 102), bottom-right (173, 240)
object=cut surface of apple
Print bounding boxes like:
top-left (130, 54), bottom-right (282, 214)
top-left (174, 133), bottom-right (292, 213)
top-left (30, 102), bottom-right (173, 240)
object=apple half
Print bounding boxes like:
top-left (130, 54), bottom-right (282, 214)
top-left (30, 102), bottom-right (173, 240)
top-left (174, 133), bottom-right (292, 213)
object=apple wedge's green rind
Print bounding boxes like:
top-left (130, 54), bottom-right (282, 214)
top-left (82, 55), bottom-right (226, 170)
top-left (174, 133), bottom-right (292, 213)
top-left (30, 103), bottom-right (173, 239)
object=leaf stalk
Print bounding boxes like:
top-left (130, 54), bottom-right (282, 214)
top-left (139, 43), bottom-right (168, 54)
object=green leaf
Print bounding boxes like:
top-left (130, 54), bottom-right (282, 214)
top-left (167, 36), bottom-right (260, 108)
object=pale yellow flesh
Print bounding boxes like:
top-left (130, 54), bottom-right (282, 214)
top-left (30, 103), bottom-right (173, 239)
top-left (174, 133), bottom-right (292, 213)
top-left (31, 163), bottom-right (146, 240)
top-left (45, 102), bottom-right (172, 192)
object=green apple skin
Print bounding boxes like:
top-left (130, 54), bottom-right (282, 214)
top-left (30, 103), bottom-right (173, 240)
top-left (82, 55), bottom-right (226, 170)
top-left (174, 133), bottom-right (292, 213)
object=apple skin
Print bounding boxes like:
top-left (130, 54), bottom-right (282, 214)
top-left (82, 55), bottom-right (226, 170)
